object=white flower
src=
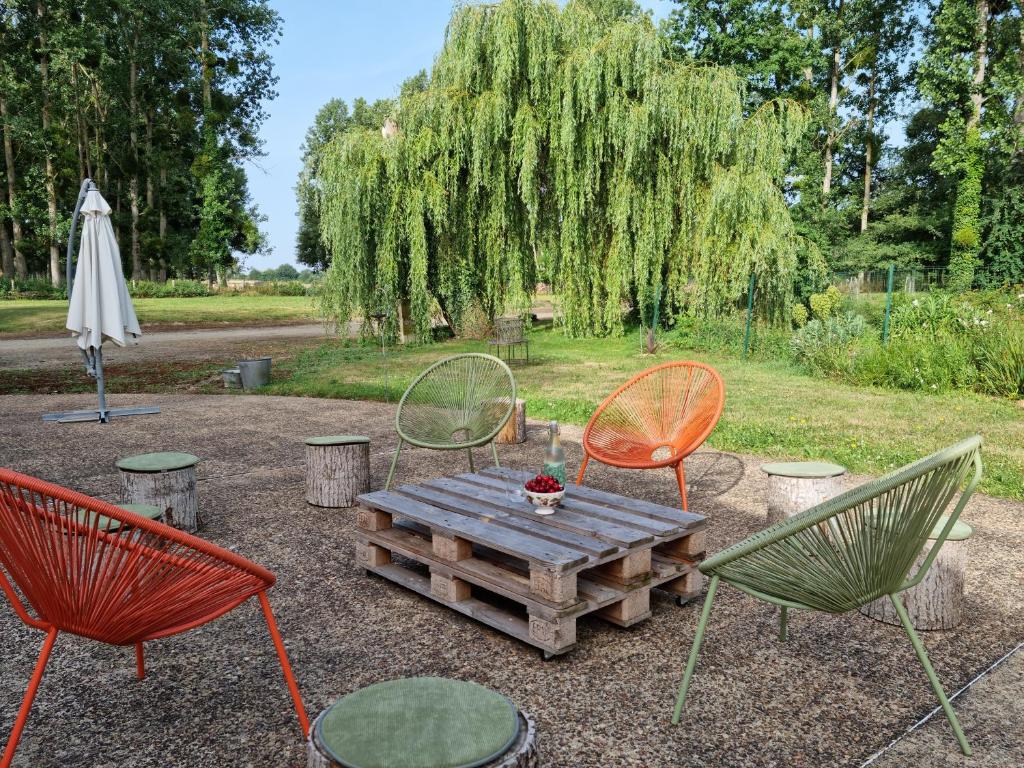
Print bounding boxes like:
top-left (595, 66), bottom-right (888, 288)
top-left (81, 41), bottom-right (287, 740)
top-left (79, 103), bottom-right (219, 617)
top-left (912, 299), bottom-right (920, 306)
top-left (987, 309), bottom-right (993, 315)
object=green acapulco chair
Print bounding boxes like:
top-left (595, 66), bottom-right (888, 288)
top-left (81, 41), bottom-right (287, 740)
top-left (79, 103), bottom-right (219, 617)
top-left (672, 435), bottom-right (983, 756)
top-left (385, 353), bottom-right (516, 489)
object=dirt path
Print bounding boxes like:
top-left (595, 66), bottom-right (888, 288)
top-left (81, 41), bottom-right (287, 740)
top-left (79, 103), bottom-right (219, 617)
top-left (0, 323), bottom-right (332, 370)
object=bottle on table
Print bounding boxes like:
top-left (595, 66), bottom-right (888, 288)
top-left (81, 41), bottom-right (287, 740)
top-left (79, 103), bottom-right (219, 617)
top-left (542, 420), bottom-right (566, 485)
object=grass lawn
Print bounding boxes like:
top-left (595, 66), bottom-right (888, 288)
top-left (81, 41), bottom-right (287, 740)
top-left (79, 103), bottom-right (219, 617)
top-left (0, 294), bottom-right (317, 336)
top-left (265, 324), bottom-right (1024, 500)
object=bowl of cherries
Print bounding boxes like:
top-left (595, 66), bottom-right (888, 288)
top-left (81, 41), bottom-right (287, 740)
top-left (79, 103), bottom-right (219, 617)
top-left (523, 474), bottom-right (565, 512)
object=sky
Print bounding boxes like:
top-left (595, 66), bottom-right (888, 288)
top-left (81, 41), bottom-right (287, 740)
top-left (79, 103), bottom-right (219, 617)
top-left (243, 0), bottom-right (675, 271)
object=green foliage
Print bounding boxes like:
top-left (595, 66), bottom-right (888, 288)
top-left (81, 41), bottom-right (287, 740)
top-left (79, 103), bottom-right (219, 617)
top-left (973, 323), bottom-right (1024, 399)
top-left (129, 279), bottom-right (212, 298)
top-left (791, 303), bottom-right (808, 328)
top-left (668, 313), bottom-right (791, 360)
top-left (316, 0), bottom-right (808, 340)
top-left (0, 0), bottom-right (278, 284)
top-left (790, 312), bottom-right (869, 373)
top-left (808, 285), bottom-right (842, 319)
top-left (946, 127), bottom-right (984, 290)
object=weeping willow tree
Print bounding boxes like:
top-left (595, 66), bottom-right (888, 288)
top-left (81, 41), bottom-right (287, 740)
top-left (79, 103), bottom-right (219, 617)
top-left (317, 0), bottom-right (810, 339)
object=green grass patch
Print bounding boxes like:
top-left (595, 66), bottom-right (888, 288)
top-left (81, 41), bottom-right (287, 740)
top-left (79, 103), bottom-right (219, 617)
top-left (0, 295), bottom-right (317, 336)
top-left (264, 324), bottom-right (1024, 501)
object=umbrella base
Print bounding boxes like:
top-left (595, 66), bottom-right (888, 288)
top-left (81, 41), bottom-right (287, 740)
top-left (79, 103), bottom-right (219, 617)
top-left (42, 406), bottom-right (161, 424)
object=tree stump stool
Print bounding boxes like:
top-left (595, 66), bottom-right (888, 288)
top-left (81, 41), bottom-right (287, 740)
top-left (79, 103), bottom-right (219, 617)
top-left (860, 516), bottom-right (973, 630)
top-left (496, 399), bottom-right (527, 444)
top-left (305, 436), bottom-right (371, 508)
top-left (761, 461), bottom-right (846, 525)
top-left (117, 452), bottom-right (201, 533)
top-left (75, 503), bottom-right (164, 533)
top-left (307, 678), bottom-right (538, 768)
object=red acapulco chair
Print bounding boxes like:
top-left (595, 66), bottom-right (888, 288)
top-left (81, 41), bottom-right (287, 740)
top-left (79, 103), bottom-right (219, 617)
top-left (0, 469), bottom-right (309, 767)
top-left (577, 361), bottom-right (725, 511)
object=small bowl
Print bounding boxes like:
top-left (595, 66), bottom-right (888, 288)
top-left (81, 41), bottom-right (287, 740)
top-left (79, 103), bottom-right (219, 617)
top-left (524, 487), bottom-right (565, 512)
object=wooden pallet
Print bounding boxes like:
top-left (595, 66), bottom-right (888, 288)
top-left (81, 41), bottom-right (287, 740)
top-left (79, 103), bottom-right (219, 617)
top-left (356, 467), bottom-right (707, 658)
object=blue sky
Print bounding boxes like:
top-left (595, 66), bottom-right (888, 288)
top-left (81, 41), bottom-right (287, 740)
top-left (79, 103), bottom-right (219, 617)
top-left (244, 0), bottom-right (675, 271)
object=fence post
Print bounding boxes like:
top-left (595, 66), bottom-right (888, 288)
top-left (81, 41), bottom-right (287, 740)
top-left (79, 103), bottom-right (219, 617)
top-left (882, 263), bottom-right (895, 344)
top-left (743, 273), bottom-right (755, 358)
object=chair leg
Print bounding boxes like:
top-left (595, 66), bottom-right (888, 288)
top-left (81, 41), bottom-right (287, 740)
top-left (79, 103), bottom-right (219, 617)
top-left (385, 440), bottom-right (404, 490)
top-left (258, 592), bottom-right (310, 738)
top-left (576, 455), bottom-right (590, 486)
top-left (672, 575), bottom-right (719, 725)
top-left (779, 606), bottom-right (788, 642)
top-left (2, 627), bottom-right (58, 768)
top-left (491, 441), bottom-right (501, 468)
top-left (467, 448), bottom-right (475, 473)
top-left (135, 642), bottom-right (145, 680)
top-left (675, 461), bottom-right (689, 511)
top-left (889, 595), bottom-right (971, 756)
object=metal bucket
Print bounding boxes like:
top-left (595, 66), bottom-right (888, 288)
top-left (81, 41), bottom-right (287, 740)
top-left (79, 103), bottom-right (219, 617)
top-left (238, 357), bottom-right (271, 389)
top-left (221, 368), bottom-right (242, 389)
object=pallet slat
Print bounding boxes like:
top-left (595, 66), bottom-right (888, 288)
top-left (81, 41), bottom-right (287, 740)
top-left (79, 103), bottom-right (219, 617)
top-left (395, 483), bottom-right (617, 558)
top-left (425, 477), bottom-right (654, 548)
top-left (358, 491), bottom-right (589, 570)
top-left (482, 466), bottom-right (706, 529)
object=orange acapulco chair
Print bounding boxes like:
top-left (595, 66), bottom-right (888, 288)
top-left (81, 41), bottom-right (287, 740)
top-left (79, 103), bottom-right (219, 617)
top-left (577, 361), bottom-right (725, 511)
top-left (0, 469), bottom-right (309, 768)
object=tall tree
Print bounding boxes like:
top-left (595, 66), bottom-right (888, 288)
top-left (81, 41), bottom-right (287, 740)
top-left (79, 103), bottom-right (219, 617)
top-left (317, 0), bottom-right (810, 338)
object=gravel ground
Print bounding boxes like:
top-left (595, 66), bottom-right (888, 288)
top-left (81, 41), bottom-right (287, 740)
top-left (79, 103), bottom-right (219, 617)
top-left (0, 393), bottom-right (1021, 768)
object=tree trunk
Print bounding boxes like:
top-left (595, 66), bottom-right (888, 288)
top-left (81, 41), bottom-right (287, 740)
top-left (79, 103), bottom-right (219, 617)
top-left (305, 441), bottom-right (370, 507)
top-left (37, 1), bottom-right (60, 286)
top-left (0, 94), bottom-right (26, 278)
top-left (158, 166), bottom-right (168, 281)
top-left (129, 27), bottom-right (144, 280)
top-left (822, 0), bottom-right (844, 198)
top-left (860, 67), bottom-right (877, 232)
top-left (72, 63), bottom-right (88, 180)
top-left (968, 0), bottom-right (988, 132)
top-left (199, 0), bottom-right (213, 116)
top-left (1016, 6), bottom-right (1024, 156)
top-left (0, 216), bottom-right (13, 279)
top-left (948, 0), bottom-right (989, 292)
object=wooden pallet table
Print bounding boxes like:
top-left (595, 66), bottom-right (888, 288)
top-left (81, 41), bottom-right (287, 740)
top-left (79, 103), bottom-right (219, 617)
top-left (356, 467), bottom-right (707, 659)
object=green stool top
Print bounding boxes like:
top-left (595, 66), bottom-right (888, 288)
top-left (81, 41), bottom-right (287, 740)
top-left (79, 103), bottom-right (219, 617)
top-left (316, 677), bottom-right (519, 768)
top-left (929, 515), bottom-right (973, 542)
top-left (76, 503), bottom-right (163, 533)
top-left (305, 435), bottom-right (370, 446)
top-left (116, 452), bottom-right (199, 473)
top-left (761, 461), bottom-right (846, 479)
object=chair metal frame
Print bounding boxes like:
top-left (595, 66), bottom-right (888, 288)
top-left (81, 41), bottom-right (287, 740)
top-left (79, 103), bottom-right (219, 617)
top-left (671, 436), bottom-right (983, 756)
top-left (385, 353), bottom-right (516, 489)
top-left (0, 469), bottom-right (309, 768)
top-left (577, 361), bottom-right (725, 510)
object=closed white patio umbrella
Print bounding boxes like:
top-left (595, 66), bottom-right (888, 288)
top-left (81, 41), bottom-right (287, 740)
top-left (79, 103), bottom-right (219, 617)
top-left (42, 179), bottom-right (159, 423)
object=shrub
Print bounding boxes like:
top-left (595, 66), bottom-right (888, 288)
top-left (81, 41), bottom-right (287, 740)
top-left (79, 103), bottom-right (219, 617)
top-left (0, 277), bottom-right (65, 300)
top-left (809, 285), bottom-right (842, 320)
top-left (849, 335), bottom-right (976, 393)
top-left (972, 324), bottom-right (1024, 399)
top-left (791, 303), bottom-right (808, 328)
top-left (670, 313), bottom-right (791, 360)
top-left (128, 279), bottom-right (212, 298)
top-left (790, 312), bottom-right (869, 376)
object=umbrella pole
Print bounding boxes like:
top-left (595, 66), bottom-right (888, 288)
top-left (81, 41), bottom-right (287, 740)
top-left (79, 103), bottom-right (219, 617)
top-left (94, 346), bottom-right (109, 423)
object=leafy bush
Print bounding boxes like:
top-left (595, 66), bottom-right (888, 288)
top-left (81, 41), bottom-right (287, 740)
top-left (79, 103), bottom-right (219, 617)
top-left (128, 279), bottom-right (211, 298)
top-left (791, 303), bottom-right (808, 328)
top-left (670, 313), bottom-right (791, 360)
top-left (0, 277), bottom-right (66, 300)
top-left (809, 285), bottom-right (842, 319)
top-left (848, 335), bottom-right (976, 392)
top-left (790, 312), bottom-right (869, 375)
top-left (972, 324), bottom-right (1024, 399)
